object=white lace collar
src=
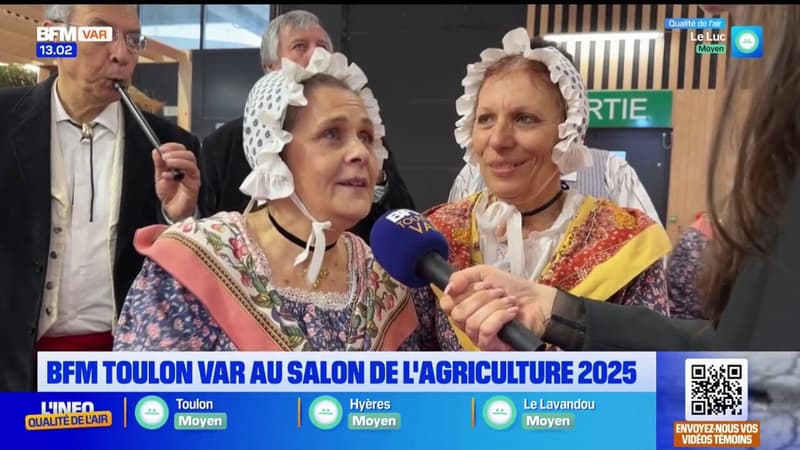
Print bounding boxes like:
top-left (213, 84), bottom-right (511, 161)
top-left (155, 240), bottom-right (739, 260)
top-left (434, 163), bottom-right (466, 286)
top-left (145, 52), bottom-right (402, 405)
top-left (474, 190), bottom-right (584, 279)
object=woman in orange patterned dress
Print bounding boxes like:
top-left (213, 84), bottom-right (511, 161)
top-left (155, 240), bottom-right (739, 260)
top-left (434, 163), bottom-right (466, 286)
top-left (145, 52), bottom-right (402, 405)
top-left (425, 29), bottom-right (672, 350)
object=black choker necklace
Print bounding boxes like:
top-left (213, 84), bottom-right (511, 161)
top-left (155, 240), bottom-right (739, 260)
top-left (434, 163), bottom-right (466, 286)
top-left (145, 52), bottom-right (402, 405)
top-left (267, 210), bottom-right (337, 252)
top-left (520, 182), bottom-right (569, 217)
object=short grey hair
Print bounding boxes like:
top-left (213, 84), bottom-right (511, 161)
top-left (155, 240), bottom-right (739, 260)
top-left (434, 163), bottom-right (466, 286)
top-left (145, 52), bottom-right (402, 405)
top-left (43, 4), bottom-right (138, 23)
top-left (43, 5), bottom-right (74, 22)
top-left (260, 10), bottom-right (333, 70)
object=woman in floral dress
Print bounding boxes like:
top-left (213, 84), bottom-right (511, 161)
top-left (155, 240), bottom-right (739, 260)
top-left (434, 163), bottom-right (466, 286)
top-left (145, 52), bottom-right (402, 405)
top-left (113, 49), bottom-right (460, 351)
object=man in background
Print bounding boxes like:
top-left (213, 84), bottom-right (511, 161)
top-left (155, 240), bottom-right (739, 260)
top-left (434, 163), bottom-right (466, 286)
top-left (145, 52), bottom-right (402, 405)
top-left (199, 9), bottom-right (416, 243)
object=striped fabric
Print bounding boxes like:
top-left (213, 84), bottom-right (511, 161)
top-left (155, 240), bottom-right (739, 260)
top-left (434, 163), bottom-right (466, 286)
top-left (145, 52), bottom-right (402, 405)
top-left (573, 148), bottom-right (611, 200)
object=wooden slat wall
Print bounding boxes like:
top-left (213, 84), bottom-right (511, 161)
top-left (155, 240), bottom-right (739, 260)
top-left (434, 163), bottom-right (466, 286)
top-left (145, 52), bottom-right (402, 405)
top-left (667, 90), bottom-right (718, 241)
top-left (666, 89), bottom-right (750, 242)
top-left (529, 4), bottom-right (736, 241)
top-left (529, 4), bottom-right (729, 90)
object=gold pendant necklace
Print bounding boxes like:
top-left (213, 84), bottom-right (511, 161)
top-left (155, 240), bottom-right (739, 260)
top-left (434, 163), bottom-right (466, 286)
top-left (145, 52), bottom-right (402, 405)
top-left (304, 267), bottom-right (329, 290)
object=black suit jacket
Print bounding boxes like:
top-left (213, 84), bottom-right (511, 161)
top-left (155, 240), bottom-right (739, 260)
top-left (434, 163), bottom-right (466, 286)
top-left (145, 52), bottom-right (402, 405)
top-left (0, 77), bottom-right (200, 391)
top-left (199, 117), bottom-right (416, 243)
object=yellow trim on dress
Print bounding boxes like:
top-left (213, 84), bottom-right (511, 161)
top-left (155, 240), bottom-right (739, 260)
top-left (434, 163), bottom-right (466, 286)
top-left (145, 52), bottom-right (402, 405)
top-left (444, 194), bottom-right (671, 351)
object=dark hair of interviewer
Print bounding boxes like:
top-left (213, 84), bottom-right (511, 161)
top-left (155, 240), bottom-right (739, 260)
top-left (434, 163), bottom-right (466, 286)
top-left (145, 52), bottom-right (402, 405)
top-left (702, 5), bottom-right (800, 324)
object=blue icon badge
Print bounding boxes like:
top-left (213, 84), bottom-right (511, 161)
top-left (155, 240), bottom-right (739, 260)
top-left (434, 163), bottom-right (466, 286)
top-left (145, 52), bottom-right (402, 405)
top-left (731, 26), bottom-right (763, 58)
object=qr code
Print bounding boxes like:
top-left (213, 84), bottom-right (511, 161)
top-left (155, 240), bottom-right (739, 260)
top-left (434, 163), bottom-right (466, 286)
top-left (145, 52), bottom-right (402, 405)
top-left (684, 358), bottom-right (748, 421)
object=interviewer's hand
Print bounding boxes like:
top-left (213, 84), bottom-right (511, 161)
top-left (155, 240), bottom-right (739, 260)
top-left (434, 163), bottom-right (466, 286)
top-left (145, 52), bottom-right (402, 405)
top-left (440, 264), bottom-right (558, 350)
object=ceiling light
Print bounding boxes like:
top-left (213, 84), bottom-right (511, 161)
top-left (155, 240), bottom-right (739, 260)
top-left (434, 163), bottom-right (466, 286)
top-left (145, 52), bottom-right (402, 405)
top-left (544, 31), bottom-right (663, 43)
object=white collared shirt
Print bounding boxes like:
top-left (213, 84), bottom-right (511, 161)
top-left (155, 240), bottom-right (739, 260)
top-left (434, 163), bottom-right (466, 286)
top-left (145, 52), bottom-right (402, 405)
top-left (38, 80), bottom-right (125, 338)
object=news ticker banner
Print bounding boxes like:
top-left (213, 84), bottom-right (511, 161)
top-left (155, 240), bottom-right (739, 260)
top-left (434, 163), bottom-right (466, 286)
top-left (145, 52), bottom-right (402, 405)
top-left (6, 391), bottom-right (654, 449)
top-left (20, 352), bottom-right (654, 449)
top-left (37, 352), bottom-right (656, 392)
top-left (8, 352), bottom-right (792, 449)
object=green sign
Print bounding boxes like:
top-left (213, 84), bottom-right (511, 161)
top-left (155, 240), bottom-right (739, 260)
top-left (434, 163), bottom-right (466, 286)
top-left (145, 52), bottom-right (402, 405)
top-left (587, 90), bottom-right (672, 128)
top-left (173, 413), bottom-right (228, 430)
top-left (696, 44), bottom-right (726, 54)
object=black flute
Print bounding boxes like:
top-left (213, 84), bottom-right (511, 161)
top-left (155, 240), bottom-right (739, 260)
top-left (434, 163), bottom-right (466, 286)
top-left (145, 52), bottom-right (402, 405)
top-left (114, 81), bottom-right (184, 181)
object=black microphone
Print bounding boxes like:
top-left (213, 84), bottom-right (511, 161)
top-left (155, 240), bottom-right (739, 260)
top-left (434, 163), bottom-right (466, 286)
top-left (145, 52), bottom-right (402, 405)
top-left (371, 209), bottom-right (546, 351)
top-left (418, 252), bottom-right (546, 351)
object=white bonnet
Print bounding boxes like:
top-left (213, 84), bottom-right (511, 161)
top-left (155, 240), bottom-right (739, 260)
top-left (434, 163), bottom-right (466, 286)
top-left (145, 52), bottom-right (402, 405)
top-left (240, 47), bottom-right (388, 201)
top-left (237, 47), bottom-right (388, 287)
top-left (454, 27), bottom-right (591, 174)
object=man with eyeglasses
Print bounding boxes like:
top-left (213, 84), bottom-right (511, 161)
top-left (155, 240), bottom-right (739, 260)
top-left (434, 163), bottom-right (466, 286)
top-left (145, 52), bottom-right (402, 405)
top-left (0, 4), bottom-right (202, 391)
